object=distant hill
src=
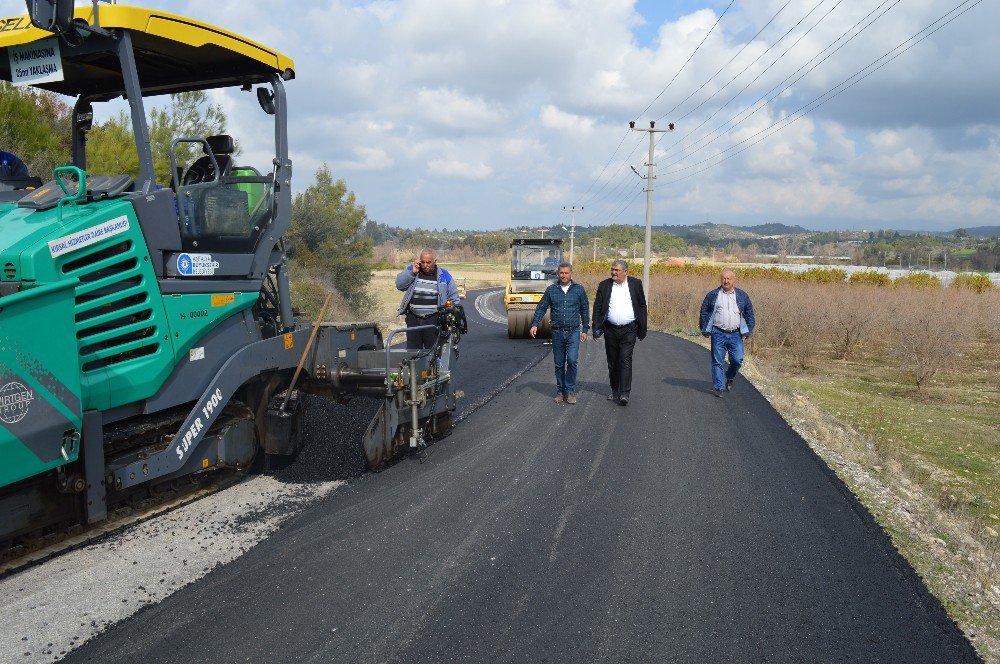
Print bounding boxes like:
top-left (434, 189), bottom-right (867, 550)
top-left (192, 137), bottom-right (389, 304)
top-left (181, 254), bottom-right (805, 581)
top-left (895, 226), bottom-right (999, 238)
top-left (745, 222), bottom-right (810, 235)
top-left (957, 226), bottom-right (1000, 237)
top-left (652, 222), bottom-right (810, 242)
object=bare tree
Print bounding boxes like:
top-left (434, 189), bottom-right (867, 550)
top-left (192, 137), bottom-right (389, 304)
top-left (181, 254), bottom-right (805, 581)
top-left (889, 292), bottom-right (972, 393)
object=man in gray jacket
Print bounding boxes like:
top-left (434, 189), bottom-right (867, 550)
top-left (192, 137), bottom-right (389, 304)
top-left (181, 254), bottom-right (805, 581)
top-left (396, 249), bottom-right (461, 349)
top-left (699, 269), bottom-right (756, 397)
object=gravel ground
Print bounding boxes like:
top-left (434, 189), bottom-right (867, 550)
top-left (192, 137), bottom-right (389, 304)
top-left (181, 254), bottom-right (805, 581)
top-left (0, 395), bottom-right (375, 664)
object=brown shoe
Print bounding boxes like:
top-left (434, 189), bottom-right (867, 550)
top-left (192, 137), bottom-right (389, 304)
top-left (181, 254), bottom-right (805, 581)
top-left (565, 394), bottom-right (577, 404)
top-left (554, 393), bottom-right (564, 403)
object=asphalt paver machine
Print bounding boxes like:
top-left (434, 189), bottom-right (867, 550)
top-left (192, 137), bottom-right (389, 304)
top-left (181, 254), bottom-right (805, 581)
top-left (0, 2), bottom-right (463, 550)
top-left (504, 238), bottom-right (562, 338)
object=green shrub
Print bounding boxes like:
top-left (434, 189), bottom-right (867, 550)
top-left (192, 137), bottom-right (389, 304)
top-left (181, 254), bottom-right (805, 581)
top-left (894, 272), bottom-right (941, 289)
top-left (849, 271), bottom-right (891, 287)
top-left (798, 268), bottom-right (847, 284)
top-left (737, 266), bottom-right (797, 281)
top-left (950, 273), bottom-right (994, 293)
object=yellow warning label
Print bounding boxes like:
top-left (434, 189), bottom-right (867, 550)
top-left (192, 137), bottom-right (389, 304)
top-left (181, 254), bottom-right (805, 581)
top-left (211, 294), bottom-right (236, 307)
top-left (284, 333), bottom-right (294, 349)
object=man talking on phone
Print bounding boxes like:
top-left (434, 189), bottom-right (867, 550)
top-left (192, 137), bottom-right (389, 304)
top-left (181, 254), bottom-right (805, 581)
top-left (396, 249), bottom-right (461, 349)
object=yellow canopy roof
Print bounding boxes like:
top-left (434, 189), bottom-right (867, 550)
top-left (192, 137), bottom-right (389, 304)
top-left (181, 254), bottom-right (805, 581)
top-left (0, 4), bottom-right (294, 96)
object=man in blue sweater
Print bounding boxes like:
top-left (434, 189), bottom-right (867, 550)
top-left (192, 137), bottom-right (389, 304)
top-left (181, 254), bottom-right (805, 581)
top-left (699, 269), bottom-right (756, 398)
top-left (530, 263), bottom-right (589, 404)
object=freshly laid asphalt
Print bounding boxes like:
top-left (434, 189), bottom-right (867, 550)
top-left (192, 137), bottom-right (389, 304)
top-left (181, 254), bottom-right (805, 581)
top-left (66, 289), bottom-right (979, 663)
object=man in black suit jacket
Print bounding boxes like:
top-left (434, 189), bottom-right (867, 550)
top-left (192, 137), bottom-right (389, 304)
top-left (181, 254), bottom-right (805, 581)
top-left (591, 260), bottom-right (648, 406)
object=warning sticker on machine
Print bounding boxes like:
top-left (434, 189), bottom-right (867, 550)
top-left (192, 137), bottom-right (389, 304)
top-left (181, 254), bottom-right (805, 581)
top-left (48, 216), bottom-right (130, 258)
top-left (8, 38), bottom-right (63, 86)
top-left (177, 253), bottom-right (220, 276)
top-left (211, 294), bottom-right (235, 307)
top-left (0, 380), bottom-right (34, 425)
top-left (189, 347), bottom-right (205, 362)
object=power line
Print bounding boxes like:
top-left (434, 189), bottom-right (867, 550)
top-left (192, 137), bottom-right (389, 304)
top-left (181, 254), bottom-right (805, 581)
top-left (654, 0), bottom-right (794, 121)
top-left (575, 0), bottom-right (798, 225)
top-left (582, 137), bottom-right (646, 206)
top-left (602, 182), bottom-right (645, 226)
top-left (660, 0), bottom-right (984, 185)
top-left (573, 0), bottom-right (735, 210)
top-left (670, 0), bottom-right (836, 129)
top-left (589, 131), bottom-right (674, 227)
top-left (660, 0), bottom-right (904, 170)
top-left (587, 178), bottom-right (641, 226)
top-left (662, 0), bottom-right (845, 162)
top-left (638, 0), bottom-right (736, 118)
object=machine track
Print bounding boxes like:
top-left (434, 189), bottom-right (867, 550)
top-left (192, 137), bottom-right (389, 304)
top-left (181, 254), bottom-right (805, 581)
top-left (0, 471), bottom-right (241, 579)
top-left (1, 406), bottom-right (256, 579)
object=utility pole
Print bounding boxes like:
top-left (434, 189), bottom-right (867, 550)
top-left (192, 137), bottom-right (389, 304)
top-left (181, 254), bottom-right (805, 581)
top-left (538, 229), bottom-right (547, 239)
top-left (593, 238), bottom-right (599, 262)
top-left (630, 119), bottom-right (674, 303)
top-left (563, 206), bottom-right (582, 265)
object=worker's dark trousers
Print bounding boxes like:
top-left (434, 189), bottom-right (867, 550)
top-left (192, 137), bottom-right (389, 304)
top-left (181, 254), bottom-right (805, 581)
top-left (603, 321), bottom-right (637, 398)
top-left (405, 311), bottom-right (440, 350)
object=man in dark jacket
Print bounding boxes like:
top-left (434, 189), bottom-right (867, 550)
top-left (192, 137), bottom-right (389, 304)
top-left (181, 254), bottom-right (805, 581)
top-left (530, 263), bottom-right (589, 404)
top-left (396, 249), bottom-right (460, 350)
top-left (591, 260), bottom-right (647, 406)
top-left (699, 268), bottom-right (756, 397)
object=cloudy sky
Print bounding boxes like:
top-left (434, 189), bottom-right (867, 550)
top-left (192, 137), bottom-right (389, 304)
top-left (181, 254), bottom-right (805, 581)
top-left (3, 0), bottom-right (997, 231)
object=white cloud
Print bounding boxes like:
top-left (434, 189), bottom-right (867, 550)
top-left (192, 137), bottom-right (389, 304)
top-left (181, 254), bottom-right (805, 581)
top-left (525, 183), bottom-right (571, 206)
top-left (413, 88), bottom-right (505, 131)
top-left (335, 147), bottom-right (395, 172)
top-left (820, 122), bottom-right (857, 162)
top-left (1, 0), bottom-right (997, 230)
top-left (539, 105), bottom-right (595, 131)
top-left (427, 159), bottom-right (493, 180)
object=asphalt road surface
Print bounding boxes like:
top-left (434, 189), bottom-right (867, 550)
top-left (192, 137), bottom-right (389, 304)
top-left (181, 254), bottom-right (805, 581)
top-left (65, 289), bottom-right (979, 663)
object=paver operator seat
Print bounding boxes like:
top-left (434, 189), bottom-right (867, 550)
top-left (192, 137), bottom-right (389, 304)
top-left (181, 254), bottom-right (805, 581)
top-left (182, 134), bottom-right (235, 185)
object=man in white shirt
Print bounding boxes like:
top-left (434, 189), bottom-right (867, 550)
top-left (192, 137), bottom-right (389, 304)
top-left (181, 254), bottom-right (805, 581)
top-left (698, 269), bottom-right (756, 398)
top-left (591, 260), bottom-right (648, 406)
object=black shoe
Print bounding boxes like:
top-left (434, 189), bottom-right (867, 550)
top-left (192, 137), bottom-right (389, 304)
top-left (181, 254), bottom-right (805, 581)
top-left (618, 396), bottom-right (629, 407)
top-left (726, 379), bottom-right (733, 392)
top-left (714, 389), bottom-right (724, 398)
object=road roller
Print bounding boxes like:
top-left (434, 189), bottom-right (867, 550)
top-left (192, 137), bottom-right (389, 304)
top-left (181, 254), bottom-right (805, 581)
top-left (504, 238), bottom-right (563, 339)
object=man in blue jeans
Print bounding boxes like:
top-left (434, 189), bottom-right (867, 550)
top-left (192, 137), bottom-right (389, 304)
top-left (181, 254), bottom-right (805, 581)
top-left (530, 263), bottom-right (589, 404)
top-left (699, 269), bottom-right (756, 398)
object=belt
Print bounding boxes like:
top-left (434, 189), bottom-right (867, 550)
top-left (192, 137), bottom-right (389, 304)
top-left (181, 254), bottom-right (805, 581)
top-left (605, 320), bottom-right (635, 328)
top-left (551, 325), bottom-right (580, 331)
top-left (713, 325), bottom-right (739, 333)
